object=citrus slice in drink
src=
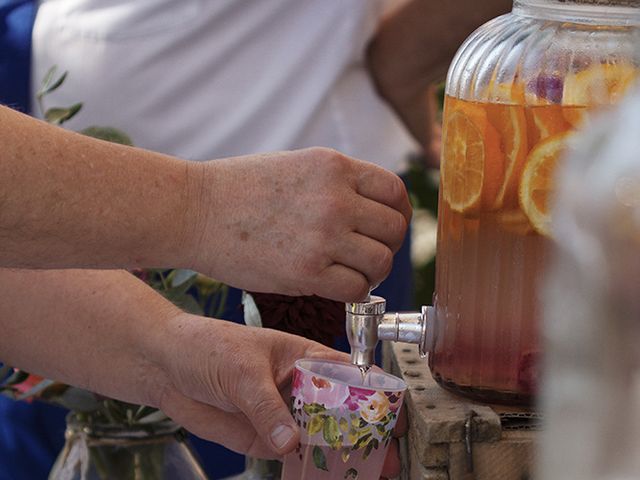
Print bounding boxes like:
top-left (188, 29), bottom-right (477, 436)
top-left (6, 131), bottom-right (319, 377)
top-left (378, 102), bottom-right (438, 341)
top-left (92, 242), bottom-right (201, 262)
top-left (563, 62), bottom-right (639, 106)
top-left (487, 103), bottom-right (528, 209)
top-left (563, 106), bottom-right (589, 129)
top-left (441, 102), bottom-right (504, 214)
top-left (526, 104), bottom-right (572, 148)
top-left (519, 133), bottom-right (570, 236)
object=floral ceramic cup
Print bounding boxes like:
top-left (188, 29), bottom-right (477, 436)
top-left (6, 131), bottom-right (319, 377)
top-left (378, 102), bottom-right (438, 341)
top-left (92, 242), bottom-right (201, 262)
top-left (281, 359), bottom-right (407, 480)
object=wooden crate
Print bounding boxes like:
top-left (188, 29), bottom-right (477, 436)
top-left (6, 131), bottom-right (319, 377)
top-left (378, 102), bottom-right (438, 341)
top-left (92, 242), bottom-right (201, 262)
top-left (383, 343), bottom-right (538, 480)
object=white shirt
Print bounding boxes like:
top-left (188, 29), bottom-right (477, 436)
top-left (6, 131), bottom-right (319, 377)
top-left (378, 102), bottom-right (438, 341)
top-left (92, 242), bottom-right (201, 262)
top-left (32, 0), bottom-right (418, 172)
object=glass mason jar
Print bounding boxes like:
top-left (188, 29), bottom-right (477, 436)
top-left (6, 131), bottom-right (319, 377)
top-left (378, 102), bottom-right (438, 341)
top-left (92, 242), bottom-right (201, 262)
top-left (431, 0), bottom-right (640, 405)
top-left (49, 414), bottom-right (208, 480)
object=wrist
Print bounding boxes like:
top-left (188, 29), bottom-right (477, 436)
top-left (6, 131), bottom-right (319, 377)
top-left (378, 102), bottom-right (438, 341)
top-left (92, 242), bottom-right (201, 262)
top-left (178, 160), bottom-right (219, 273)
top-left (133, 304), bottom-right (186, 408)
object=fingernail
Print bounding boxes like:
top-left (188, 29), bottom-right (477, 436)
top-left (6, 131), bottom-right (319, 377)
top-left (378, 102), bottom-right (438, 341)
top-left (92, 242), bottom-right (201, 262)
top-left (270, 424), bottom-right (295, 449)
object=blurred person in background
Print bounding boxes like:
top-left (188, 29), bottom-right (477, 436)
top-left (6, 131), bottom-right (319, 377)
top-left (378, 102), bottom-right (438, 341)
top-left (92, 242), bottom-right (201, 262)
top-left (0, 0), bottom-right (511, 477)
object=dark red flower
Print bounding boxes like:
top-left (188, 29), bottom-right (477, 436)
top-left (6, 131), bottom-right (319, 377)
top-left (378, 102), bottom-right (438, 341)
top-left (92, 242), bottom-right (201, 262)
top-left (246, 293), bottom-right (345, 347)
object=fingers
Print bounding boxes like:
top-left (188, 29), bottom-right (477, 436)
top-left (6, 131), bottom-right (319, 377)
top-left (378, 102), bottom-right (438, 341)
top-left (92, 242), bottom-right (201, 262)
top-left (235, 378), bottom-right (301, 456)
top-left (328, 232), bottom-right (394, 288)
top-left (380, 401), bottom-right (408, 478)
top-left (394, 406), bottom-right (408, 437)
top-left (380, 438), bottom-right (402, 479)
top-left (355, 164), bottom-right (413, 226)
top-left (352, 197), bottom-right (409, 253)
top-left (159, 386), bottom-right (278, 459)
top-left (312, 263), bottom-right (370, 302)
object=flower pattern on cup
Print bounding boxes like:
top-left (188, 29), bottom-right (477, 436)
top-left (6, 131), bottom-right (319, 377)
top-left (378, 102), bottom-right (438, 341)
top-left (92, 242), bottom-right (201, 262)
top-left (289, 369), bottom-right (404, 476)
top-left (357, 391), bottom-right (391, 423)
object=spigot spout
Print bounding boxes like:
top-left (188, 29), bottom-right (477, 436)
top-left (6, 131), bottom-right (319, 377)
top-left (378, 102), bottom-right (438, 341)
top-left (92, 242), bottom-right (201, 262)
top-left (346, 297), bottom-right (433, 367)
top-left (345, 296), bottom-right (386, 366)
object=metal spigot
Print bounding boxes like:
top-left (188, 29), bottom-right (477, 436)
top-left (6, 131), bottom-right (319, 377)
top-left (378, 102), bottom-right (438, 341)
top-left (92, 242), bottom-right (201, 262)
top-left (345, 295), bottom-right (434, 367)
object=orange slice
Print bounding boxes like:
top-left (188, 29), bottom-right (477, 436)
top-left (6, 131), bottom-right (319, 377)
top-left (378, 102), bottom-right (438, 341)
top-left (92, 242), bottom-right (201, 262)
top-left (487, 103), bottom-right (528, 209)
top-left (563, 106), bottom-right (589, 129)
top-left (526, 104), bottom-right (573, 148)
top-left (519, 133), bottom-right (570, 236)
top-left (441, 100), bottom-right (505, 214)
top-left (563, 62), bottom-right (639, 106)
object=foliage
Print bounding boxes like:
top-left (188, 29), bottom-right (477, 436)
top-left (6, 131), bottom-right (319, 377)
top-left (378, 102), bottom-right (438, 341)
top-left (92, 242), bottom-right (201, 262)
top-left (407, 83), bottom-right (444, 308)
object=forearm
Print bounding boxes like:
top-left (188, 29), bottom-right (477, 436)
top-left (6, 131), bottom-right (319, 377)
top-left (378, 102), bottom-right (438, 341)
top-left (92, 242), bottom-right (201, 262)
top-left (368, 0), bottom-right (512, 147)
top-left (0, 268), bottom-right (176, 407)
top-left (0, 105), bottom-right (203, 270)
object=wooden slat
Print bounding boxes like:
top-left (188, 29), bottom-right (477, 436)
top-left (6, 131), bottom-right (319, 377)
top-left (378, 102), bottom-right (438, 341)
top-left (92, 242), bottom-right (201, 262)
top-left (384, 342), bottom-right (537, 480)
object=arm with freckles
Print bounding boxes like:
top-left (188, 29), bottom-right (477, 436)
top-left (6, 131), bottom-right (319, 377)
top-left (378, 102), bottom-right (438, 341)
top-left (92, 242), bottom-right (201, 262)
top-left (0, 267), bottom-right (342, 457)
top-left (0, 105), bottom-right (412, 302)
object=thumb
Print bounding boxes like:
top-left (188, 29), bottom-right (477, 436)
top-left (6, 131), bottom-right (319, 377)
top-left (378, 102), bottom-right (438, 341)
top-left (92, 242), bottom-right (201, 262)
top-left (237, 382), bottom-right (300, 456)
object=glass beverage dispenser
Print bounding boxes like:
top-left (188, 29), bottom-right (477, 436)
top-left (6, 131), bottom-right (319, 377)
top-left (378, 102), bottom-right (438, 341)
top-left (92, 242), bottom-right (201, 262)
top-left (347, 0), bottom-right (640, 406)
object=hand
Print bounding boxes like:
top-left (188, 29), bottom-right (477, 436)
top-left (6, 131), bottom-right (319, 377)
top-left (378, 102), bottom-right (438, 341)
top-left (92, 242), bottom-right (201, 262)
top-left (380, 407), bottom-right (408, 479)
top-left (155, 313), bottom-right (348, 458)
top-left (153, 312), bottom-right (409, 472)
top-left (188, 148), bottom-right (412, 303)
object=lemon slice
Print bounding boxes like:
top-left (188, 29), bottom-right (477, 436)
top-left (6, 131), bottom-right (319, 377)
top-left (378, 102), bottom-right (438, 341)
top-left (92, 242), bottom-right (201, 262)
top-left (564, 63), bottom-right (639, 106)
top-left (487, 103), bottom-right (528, 209)
top-left (441, 102), bottom-right (504, 214)
top-left (519, 133), bottom-right (570, 236)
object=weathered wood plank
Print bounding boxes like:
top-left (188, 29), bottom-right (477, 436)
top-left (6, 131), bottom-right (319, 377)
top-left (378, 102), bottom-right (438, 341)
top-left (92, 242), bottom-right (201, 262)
top-left (384, 342), bottom-right (537, 480)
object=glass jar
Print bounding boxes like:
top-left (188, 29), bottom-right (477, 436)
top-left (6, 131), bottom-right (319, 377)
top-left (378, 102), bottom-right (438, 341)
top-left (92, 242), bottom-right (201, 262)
top-left (431, 0), bottom-right (640, 405)
top-left (49, 414), bottom-right (208, 480)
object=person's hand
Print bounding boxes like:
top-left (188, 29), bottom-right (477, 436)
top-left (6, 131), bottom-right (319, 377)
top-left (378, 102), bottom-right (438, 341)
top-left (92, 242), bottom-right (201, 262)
top-left (152, 312), bottom-right (409, 470)
top-left (380, 406), bottom-right (408, 479)
top-left (154, 313), bottom-right (346, 458)
top-left (186, 148), bottom-right (412, 303)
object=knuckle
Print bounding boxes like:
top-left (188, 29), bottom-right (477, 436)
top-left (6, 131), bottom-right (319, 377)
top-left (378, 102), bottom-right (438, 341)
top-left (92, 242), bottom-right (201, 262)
top-left (388, 174), bottom-right (408, 206)
top-left (387, 213), bottom-right (408, 247)
top-left (347, 277), bottom-right (371, 302)
top-left (247, 395), bottom-right (281, 422)
top-left (371, 247), bottom-right (394, 281)
top-left (314, 147), bottom-right (350, 173)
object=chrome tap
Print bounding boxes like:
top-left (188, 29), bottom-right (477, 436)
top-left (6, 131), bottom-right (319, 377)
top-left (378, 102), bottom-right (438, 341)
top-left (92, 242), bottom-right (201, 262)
top-left (345, 295), bottom-right (435, 367)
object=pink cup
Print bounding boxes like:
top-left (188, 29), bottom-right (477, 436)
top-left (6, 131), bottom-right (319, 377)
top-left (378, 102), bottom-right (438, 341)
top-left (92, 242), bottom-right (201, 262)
top-left (282, 358), bottom-right (407, 480)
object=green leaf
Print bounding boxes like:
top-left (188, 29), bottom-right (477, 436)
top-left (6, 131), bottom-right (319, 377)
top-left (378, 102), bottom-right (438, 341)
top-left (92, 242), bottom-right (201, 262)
top-left (303, 403), bottom-right (326, 415)
top-left (161, 290), bottom-right (204, 315)
top-left (137, 409), bottom-right (169, 424)
top-left (312, 445), bottom-right (328, 471)
top-left (81, 126), bottom-right (133, 146)
top-left (165, 273), bottom-right (197, 296)
top-left (44, 103), bottom-right (83, 125)
top-left (362, 438), bottom-right (379, 460)
top-left (352, 432), bottom-right (372, 451)
top-left (307, 415), bottom-right (324, 436)
top-left (339, 417), bottom-right (349, 432)
top-left (169, 269), bottom-right (198, 288)
top-left (341, 448), bottom-right (350, 463)
top-left (323, 416), bottom-right (342, 449)
top-left (54, 388), bottom-right (102, 412)
top-left (344, 468), bottom-right (358, 479)
top-left (37, 67), bottom-right (67, 99)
